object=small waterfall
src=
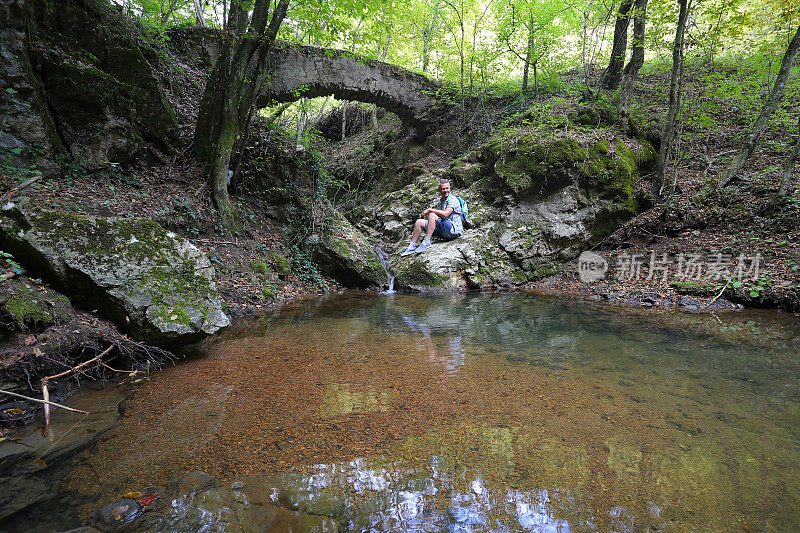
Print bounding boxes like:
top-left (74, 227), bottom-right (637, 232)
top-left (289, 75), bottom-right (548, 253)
top-left (374, 244), bottom-right (396, 294)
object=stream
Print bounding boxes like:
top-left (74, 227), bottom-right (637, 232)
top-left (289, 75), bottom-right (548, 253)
top-left (5, 292), bottom-right (800, 532)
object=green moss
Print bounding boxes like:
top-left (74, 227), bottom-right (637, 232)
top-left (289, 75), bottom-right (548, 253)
top-left (31, 208), bottom-right (174, 265)
top-left (396, 260), bottom-right (445, 287)
top-left (671, 280), bottom-right (721, 297)
top-left (21, 205), bottom-right (217, 331)
top-left (327, 235), bottom-right (353, 259)
top-left (142, 264), bottom-right (215, 329)
top-left (1, 280), bottom-right (71, 331)
top-left (489, 134), bottom-right (580, 197)
top-left (5, 297), bottom-right (52, 328)
top-left (251, 259), bottom-right (268, 275)
top-left (261, 284), bottom-right (276, 300)
top-left (577, 139), bottom-right (641, 211)
top-left (567, 103), bottom-right (614, 126)
top-left (270, 253), bottom-right (291, 276)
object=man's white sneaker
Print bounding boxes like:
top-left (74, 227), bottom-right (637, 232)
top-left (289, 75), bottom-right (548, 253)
top-left (400, 244), bottom-right (418, 256)
top-left (414, 241), bottom-right (432, 254)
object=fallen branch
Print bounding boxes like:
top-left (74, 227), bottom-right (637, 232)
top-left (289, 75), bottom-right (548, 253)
top-left (195, 239), bottom-right (237, 245)
top-left (0, 176), bottom-right (41, 203)
top-left (1, 271), bottom-right (17, 282)
top-left (41, 344), bottom-right (114, 435)
top-left (0, 389), bottom-right (90, 414)
top-left (701, 280), bottom-right (730, 310)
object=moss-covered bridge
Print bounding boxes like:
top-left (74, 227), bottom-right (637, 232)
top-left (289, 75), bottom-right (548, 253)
top-left (171, 29), bottom-right (443, 132)
top-left (258, 43), bottom-right (442, 133)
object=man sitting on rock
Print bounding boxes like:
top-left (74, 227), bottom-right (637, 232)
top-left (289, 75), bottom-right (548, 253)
top-left (400, 179), bottom-right (463, 256)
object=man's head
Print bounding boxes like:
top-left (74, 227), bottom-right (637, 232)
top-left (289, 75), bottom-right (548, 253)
top-left (438, 179), bottom-right (451, 200)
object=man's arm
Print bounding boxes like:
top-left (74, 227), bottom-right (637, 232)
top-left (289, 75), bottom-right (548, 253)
top-left (422, 206), bottom-right (453, 218)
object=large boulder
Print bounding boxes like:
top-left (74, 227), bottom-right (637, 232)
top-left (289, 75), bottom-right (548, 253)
top-left (308, 209), bottom-right (388, 289)
top-left (393, 227), bottom-right (518, 291)
top-left (0, 199), bottom-right (228, 347)
top-left (356, 126), bottom-right (655, 292)
top-left (0, 0), bottom-right (65, 175)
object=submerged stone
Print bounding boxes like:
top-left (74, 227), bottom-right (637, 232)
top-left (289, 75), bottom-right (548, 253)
top-left (90, 498), bottom-right (142, 532)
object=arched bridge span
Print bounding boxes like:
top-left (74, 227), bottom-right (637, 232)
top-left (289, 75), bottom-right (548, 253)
top-left (259, 43), bottom-right (442, 133)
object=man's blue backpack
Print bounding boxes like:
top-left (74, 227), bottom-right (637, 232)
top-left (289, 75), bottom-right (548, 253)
top-left (456, 195), bottom-right (469, 225)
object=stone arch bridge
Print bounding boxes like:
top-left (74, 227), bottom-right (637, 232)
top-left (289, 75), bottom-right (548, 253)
top-left (170, 29), bottom-right (446, 131)
top-left (257, 43), bottom-right (443, 133)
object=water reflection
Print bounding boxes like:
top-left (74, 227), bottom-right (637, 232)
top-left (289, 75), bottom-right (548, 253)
top-left (276, 457), bottom-right (574, 532)
top-left (400, 311), bottom-right (466, 375)
top-left (64, 293), bottom-right (800, 532)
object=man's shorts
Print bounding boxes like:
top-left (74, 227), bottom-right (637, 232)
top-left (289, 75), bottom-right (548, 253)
top-left (423, 217), bottom-right (460, 240)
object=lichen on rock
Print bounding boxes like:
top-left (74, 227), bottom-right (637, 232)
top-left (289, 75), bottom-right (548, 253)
top-left (0, 198), bottom-right (228, 347)
top-left (308, 207), bottom-right (387, 288)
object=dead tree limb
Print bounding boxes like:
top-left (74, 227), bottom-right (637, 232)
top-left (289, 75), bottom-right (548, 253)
top-left (0, 389), bottom-right (90, 414)
top-left (0, 176), bottom-right (41, 203)
top-left (41, 344), bottom-right (114, 435)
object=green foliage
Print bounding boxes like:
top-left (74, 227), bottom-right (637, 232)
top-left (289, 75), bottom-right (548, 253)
top-left (261, 283), bottom-right (276, 299)
top-left (289, 245), bottom-right (329, 290)
top-left (251, 259), bottom-right (268, 275)
top-left (0, 144), bottom-right (44, 183)
top-left (0, 251), bottom-right (23, 276)
top-left (116, 0), bottom-right (797, 103)
top-left (269, 252), bottom-right (292, 276)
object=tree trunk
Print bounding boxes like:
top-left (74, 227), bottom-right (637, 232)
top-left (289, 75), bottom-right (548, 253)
top-left (422, 32), bottom-right (431, 73)
top-left (160, 0), bottom-right (180, 25)
top-left (521, 16), bottom-right (535, 94)
top-left (341, 102), bottom-right (347, 141)
top-left (618, 0), bottom-right (647, 132)
top-left (194, 0), bottom-right (290, 230)
top-left (654, 0), bottom-right (690, 197)
top-left (422, 1), bottom-right (441, 73)
top-left (193, 0), bottom-right (205, 27)
top-left (602, 0), bottom-right (635, 90)
top-left (777, 113), bottom-right (800, 198)
top-left (699, 24), bottom-right (800, 198)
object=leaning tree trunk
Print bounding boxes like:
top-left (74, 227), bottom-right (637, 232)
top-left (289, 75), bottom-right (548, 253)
top-left (618, 0), bottom-right (647, 133)
top-left (602, 0), bottom-right (635, 90)
top-left (194, 0), bottom-right (289, 229)
top-left (777, 113), bottom-right (800, 198)
top-left (698, 24), bottom-right (800, 199)
top-left (654, 0), bottom-right (690, 197)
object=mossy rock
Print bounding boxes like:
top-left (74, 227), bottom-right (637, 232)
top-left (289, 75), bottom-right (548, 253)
top-left (394, 258), bottom-right (447, 289)
top-left (0, 199), bottom-right (229, 347)
top-left (26, 0), bottom-right (177, 167)
top-left (0, 279), bottom-right (72, 333)
top-left (482, 121), bottom-right (654, 209)
top-left (671, 280), bottom-right (722, 297)
top-left (308, 208), bottom-right (386, 288)
top-left (484, 133), bottom-right (580, 197)
top-left (40, 57), bottom-right (145, 167)
top-left (567, 104), bottom-right (615, 126)
top-left (251, 259), bottom-right (268, 275)
top-left (269, 252), bottom-right (292, 276)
